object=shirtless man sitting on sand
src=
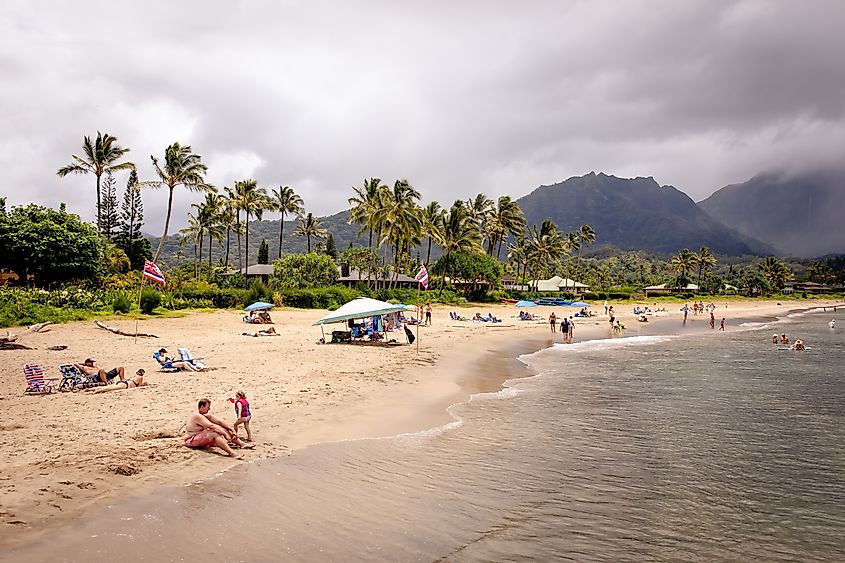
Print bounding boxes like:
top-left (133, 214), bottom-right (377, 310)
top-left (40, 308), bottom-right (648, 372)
top-left (184, 398), bottom-right (254, 459)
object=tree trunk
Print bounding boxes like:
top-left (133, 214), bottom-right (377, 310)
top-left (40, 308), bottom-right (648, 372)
top-left (153, 186), bottom-right (175, 262)
top-left (245, 214), bottom-right (250, 274)
top-left (277, 212), bottom-right (285, 259)
top-left (225, 227), bottom-right (231, 268)
top-left (209, 231), bottom-right (213, 267)
top-left (96, 172), bottom-right (102, 236)
top-left (426, 237), bottom-right (432, 266)
top-left (235, 212), bottom-right (242, 271)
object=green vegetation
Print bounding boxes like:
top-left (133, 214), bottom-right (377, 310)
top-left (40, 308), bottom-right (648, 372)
top-left (3, 132), bottom-right (843, 330)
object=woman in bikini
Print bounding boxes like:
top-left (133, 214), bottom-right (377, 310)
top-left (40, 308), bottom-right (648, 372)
top-left (85, 369), bottom-right (147, 393)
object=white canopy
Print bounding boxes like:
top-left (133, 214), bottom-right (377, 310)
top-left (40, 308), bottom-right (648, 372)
top-left (313, 297), bottom-right (408, 326)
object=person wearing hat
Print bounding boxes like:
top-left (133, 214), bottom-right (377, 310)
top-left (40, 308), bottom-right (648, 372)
top-left (74, 358), bottom-right (125, 385)
top-left (153, 348), bottom-right (200, 372)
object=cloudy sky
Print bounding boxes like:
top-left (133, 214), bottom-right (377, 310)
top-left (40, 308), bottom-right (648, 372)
top-left (2, 0), bottom-right (844, 233)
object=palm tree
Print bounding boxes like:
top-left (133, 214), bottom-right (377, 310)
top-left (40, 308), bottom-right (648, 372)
top-left (527, 220), bottom-right (566, 289)
top-left (507, 233), bottom-right (531, 285)
top-left (146, 143), bottom-right (209, 261)
top-left (758, 256), bottom-right (792, 290)
top-left (294, 212), bottom-right (328, 252)
top-left (271, 185), bottom-right (304, 258)
top-left (179, 213), bottom-right (203, 277)
top-left (485, 196), bottom-right (526, 259)
top-left (434, 202), bottom-right (482, 295)
top-left (57, 131), bottom-right (135, 235)
top-left (420, 201), bottom-right (445, 266)
top-left (695, 245), bottom-right (717, 287)
top-left (374, 180), bottom-right (421, 287)
top-left (348, 178), bottom-right (386, 249)
top-left (577, 224), bottom-right (596, 265)
top-left (196, 191), bottom-right (225, 267)
top-left (466, 193), bottom-right (494, 250)
top-left (233, 180), bottom-right (271, 272)
top-left (671, 248), bottom-right (698, 282)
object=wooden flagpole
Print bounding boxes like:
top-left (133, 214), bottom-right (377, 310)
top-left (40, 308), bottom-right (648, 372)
top-left (416, 281), bottom-right (421, 352)
top-left (134, 274), bottom-right (146, 344)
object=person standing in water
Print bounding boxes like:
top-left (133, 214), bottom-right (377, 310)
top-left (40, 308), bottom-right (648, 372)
top-left (719, 318), bottom-right (725, 331)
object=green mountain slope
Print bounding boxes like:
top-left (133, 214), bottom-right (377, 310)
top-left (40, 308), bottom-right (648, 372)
top-left (516, 172), bottom-right (772, 256)
top-left (698, 171), bottom-right (845, 257)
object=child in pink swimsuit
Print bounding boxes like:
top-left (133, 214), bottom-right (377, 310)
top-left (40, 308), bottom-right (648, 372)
top-left (231, 391), bottom-right (253, 442)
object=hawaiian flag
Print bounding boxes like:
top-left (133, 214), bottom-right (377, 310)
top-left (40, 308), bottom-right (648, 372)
top-left (414, 264), bottom-right (429, 289)
top-left (143, 259), bottom-right (166, 285)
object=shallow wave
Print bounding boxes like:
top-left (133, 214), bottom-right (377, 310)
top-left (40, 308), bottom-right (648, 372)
top-left (518, 334), bottom-right (675, 364)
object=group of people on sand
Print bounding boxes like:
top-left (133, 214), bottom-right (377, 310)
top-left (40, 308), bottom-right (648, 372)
top-left (243, 310), bottom-right (273, 324)
top-left (184, 392), bottom-right (254, 459)
top-left (548, 312), bottom-right (575, 343)
top-left (74, 358), bottom-right (149, 394)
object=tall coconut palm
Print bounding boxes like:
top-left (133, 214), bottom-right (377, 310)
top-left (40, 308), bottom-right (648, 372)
top-left (348, 177), bottom-right (386, 249)
top-left (671, 248), bottom-right (698, 282)
top-left (466, 193), bottom-right (494, 249)
top-left (196, 191), bottom-right (225, 267)
top-left (374, 180), bottom-right (421, 286)
top-left (527, 220), bottom-right (565, 289)
top-left (420, 201), bottom-right (445, 266)
top-left (233, 180), bottom-right (271, 271)
top-left (294, 212), bottom-right (328, 253)
top-left (146, 143), bottom-right (209, 261)
top-left (271, 185), bottom-right (304, 258)
top-left (434, 202), bottom-right (482, 295)
top-left (576, 224), bottom-right (596, 266)
top-left (179, 213), bottom-right (203, 278)
top-left (758, 256), bottom-right (792, 289)
top-left (486, 195), bottom-right (525, 258)
top-left (57, 131), bottom-right (135, 235)
top-left (695, 245), bottom-right (717, 287)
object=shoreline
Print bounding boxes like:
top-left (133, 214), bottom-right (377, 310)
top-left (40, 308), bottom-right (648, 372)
top-left (0, 298), bottom-right (840, 549)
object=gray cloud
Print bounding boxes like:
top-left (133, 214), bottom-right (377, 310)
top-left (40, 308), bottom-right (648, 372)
top-left (2, 0), bottom-right (844, 233)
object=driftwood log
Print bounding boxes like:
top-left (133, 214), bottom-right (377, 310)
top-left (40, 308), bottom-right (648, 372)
top-left (1, 333), bottom-right (33, 350)
top-left (27, 322), bottom-right (52, 333)
top-left (95, 321), bottom-right (158, 339)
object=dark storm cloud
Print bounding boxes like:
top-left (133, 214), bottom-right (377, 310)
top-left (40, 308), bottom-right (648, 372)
top-left (2, 0), bottom-right (844, 232)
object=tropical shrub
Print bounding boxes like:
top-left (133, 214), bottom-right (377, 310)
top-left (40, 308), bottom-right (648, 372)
top-left (112, 293), bottom-right (133, 313)
top-left (272, 253), bottom-right (339, 289)
top-left (243, 280), bottom-right (275, 307)
top-left (139, 288), bottom-right (162, 314)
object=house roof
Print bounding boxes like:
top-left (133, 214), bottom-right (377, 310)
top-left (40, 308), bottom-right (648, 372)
top-left (528, 275), bottom-right (589, 291)
top-left (240, 264), bottom-right (274, 276)
top-left (337, 266), bottom-right (416, 283)
top-left (644, 283), bottom-right (699, 291)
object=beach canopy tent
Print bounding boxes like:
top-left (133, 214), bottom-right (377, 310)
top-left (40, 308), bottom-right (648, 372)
top-left (515, 300), bottom-right (537, 307)
top-left (244, 301), bottom-right (274, 312)
top-left (314, 297), bottom-right (407, 326)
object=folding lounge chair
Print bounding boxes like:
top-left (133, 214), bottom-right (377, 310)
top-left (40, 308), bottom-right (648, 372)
top-left (178, 348), bottom-right (205, 369)
top-left (24, 364), bottom-right (58, 395)
top-left (153, 351), bottom-right (180, 373)
top-left (58, 364), bottom-right (102, 392)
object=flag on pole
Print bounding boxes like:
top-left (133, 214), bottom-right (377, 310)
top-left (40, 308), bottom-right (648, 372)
top-left (414, 264), bottom-right (429, 289)
top-left (143, 259), bottom-right (166, 285)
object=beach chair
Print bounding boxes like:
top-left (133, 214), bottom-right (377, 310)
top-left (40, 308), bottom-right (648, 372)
top-left (153, 351), bottom-right (180, 373)
top-left (178, 348), bottom-right (206, 369)
top-left (24, 364), bottom-right (58, 395)
top-left (58, 364), bottom-right (102, 392)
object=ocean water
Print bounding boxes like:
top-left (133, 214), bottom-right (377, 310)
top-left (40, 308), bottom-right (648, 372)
top-left (9, 309), bottom-right (845, 562)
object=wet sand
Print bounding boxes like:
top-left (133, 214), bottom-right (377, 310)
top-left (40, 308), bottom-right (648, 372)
top-left (0, 298), bottom-right (836, 549)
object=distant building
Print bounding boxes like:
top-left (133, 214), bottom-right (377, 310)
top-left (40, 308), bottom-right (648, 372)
top-left (527, 275), bottom-right (590, 295)
top-left (239, 264), bottom-right (274, 283)
top-left (336, 264), bottom-right (417, 288)
top-left (643, 283), bottom-right (699, 297)
top-left (792, 281), bottom-right (831, 294)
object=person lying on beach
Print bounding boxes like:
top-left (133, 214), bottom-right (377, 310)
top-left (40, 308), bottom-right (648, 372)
top-left (241, 327), bottom-right (279, 337)
top-left (184, 398), bottom-right (254, 459)
top-left (154, 348), bottom-right (201, 371)
top-left (74, 358), bottom-right (125, 385)
top-left (85, 369), bottom-right (148, 393)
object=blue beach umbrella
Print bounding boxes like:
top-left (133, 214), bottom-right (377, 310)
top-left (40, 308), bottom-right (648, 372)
top-left (244, 301), bottom-right (274, 312)
top-left (515, 300), bottom-right (538, 307)
top-left (568, 301), bottom-right (588, 308)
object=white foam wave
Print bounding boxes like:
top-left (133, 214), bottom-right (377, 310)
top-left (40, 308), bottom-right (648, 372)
top-left (519, 335), bottom-right (675, 363)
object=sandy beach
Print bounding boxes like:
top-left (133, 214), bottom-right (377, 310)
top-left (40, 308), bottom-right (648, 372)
top-left (0, 298), bottom-right (838, 549)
